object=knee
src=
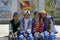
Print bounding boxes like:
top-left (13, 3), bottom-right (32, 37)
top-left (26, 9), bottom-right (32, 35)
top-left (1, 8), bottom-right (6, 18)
top-left (40, 32), bottom-right (44, 37)
top-left (50, 32), bottom-right (55, 37)
top-left (28, 34), bottom-right (34, 40)
top-left (44, 31), bottom-right (49, 37)
top-left (19, 35), bottom-right (24, 39)
top-left (29, 34), bottom-right (33, 38)
top-left (49, 32), bottom-right (56, 40)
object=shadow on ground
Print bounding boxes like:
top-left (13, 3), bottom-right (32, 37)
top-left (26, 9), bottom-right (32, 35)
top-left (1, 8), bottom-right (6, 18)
top-left (0, 37), bottom-right (60, 40)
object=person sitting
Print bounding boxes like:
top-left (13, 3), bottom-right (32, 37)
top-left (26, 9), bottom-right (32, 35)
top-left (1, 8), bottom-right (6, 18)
top-left (19, 10), bottom-right (33, 40)
top-left (39, 10), bottom-right (57, 40)
top-left (32, 11), bottom-right (44, 40)
top-left (9, 12), bottom-right (20, 40)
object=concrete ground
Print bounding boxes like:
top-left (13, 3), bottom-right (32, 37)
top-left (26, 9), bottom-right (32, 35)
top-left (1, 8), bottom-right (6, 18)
top-left (0, 24), bottom-right (60, 40)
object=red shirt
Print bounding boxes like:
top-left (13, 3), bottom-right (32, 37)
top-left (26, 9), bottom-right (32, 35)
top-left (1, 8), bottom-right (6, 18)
top-left (32, 20), bottom-right (44, 33)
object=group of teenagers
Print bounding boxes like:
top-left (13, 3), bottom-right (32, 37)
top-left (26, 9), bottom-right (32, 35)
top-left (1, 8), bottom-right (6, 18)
top-left (9, 10), bottom-right (57, 40)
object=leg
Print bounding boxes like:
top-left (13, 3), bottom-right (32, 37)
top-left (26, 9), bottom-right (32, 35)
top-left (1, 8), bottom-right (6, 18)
top-left (14, 34), bottom-right (18, 40)
top-left (33, 32), bottom-right (39, 40)
top-left (19, 34), bottom-right (24, 40)
top-left (27, 33), bottom-right (34, 40)
top-left (44, 31), bottom-right (49, 40)
top-left (49, 32), bottom-right (56, 40)
top-left (8, 34), bottom-right (12, 40)
top-left (9, 32), bottom-right (13, 40)
top-left (40, 32), bottom-right (44, 40)
top-left (53, 26), bottom-right (58, 34)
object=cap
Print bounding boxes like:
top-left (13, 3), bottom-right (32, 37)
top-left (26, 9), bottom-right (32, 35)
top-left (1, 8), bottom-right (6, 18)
top-left (39, 10), bottom-right (47, 14)
top-left (24, 10), bottom-right (30, 15)
top-left (13, 12), bottom-right (19, 16)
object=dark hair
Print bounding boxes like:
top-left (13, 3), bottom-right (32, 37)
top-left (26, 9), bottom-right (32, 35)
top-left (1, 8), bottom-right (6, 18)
top-left (13, 12), bottom-right (19, 17)
top-left (51, 17), bottom-right (53, 21)
top-left (34, 11), bottom-right (38, 16)
top-left (38, 12), bottom-right (41, 18)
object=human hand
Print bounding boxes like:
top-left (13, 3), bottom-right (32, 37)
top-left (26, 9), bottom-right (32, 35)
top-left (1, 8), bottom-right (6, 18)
top-left (24, 34), bottom-right (27, 38)
top-left (14, 31), bottom-right (18, 35)
top-left (34, 32), bottom-right (39, 38)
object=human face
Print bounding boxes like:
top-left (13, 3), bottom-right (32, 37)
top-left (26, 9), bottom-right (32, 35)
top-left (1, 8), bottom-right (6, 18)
top-left (24, 13), bottom-right (30, 19)
top-left (41, 13), bottom-right (46, 19)
top-left (34, 13), bottom-right (39, 19)
top-left (13, 14), bottom-right (19, 21)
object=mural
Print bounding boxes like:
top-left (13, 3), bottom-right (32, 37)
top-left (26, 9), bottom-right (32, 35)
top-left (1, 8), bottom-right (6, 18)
top-left (20, 1), bottom-right (31, 11)
top-left (45, 0), bottom-right (60, 18)
top-left (0, 0), bottom-right (12, 20)
top-left (19, 0), bottom-right (39, 13)
top-left (0, 0), bottom-right (12, 11)
top-left (19, 0), bottom-right (39, 18)
top-left (19, 0), bottom-right (60, 18)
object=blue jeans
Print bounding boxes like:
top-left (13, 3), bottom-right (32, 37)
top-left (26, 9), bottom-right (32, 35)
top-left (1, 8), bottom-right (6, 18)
top-left (34, 32), bottom-right (44, 40)
top-left (44, 31), bottom-right (56, 40)
top-left (53, 26), bottom-right (57, 34)
top-left (19, 33), bottom-right (33, 40)
top-left (40, 32), bottom-right (44, 40)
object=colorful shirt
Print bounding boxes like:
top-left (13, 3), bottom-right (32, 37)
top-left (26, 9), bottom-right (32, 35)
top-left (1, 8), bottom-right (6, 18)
top-left (32, 18), bottom-right (44, 33)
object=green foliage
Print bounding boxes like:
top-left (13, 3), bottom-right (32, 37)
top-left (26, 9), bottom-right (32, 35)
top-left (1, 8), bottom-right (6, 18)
top-left (45, 0), bottom-right (60, 18)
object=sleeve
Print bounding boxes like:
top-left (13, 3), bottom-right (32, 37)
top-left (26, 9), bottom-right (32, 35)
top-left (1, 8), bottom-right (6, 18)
top-left (28, 21), bottom-right (32, 29)
top-left (32, 21), bottom-right (37, 33)
top-left (17, 21), bottom-right (20, 31)
top-left (27, 21), bottom-right (32, 33)
top-left (9, 23), bottom-right (13, 32)
top-left (20, 20), bottom-right (25, 33)
top-left (49, 19), bottom-right (53, 33)
top-left (26, 19), bottom-right (32, 33)
top-left (39, 21), bottom-right (44, 32)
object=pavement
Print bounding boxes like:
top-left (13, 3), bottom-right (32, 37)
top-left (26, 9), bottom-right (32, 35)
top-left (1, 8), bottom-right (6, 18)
top-left (0, 24), bottom-right (60, 40)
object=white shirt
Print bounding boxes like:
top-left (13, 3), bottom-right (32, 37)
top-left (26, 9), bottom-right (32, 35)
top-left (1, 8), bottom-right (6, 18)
top-left (24, 18), bottom-right (29, 31)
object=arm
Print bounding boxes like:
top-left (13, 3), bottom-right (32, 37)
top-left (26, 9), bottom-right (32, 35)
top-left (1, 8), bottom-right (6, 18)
top-left (15, 21), bottom-right (20, 34)
top-left (20, 20), bottom-right (25, 33)
top-left (49, 19), bottom-right (53, 33)
top-left (9, 23), bottom-right (13, 33)
top-left (39, 19), bottom-right (44, 32)
top-left (27, 21), bottom-right (32, 33)
top-left (17, 21), bottom-right (20, 31)
top-left (9, 23), bottom-right (14, 35)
